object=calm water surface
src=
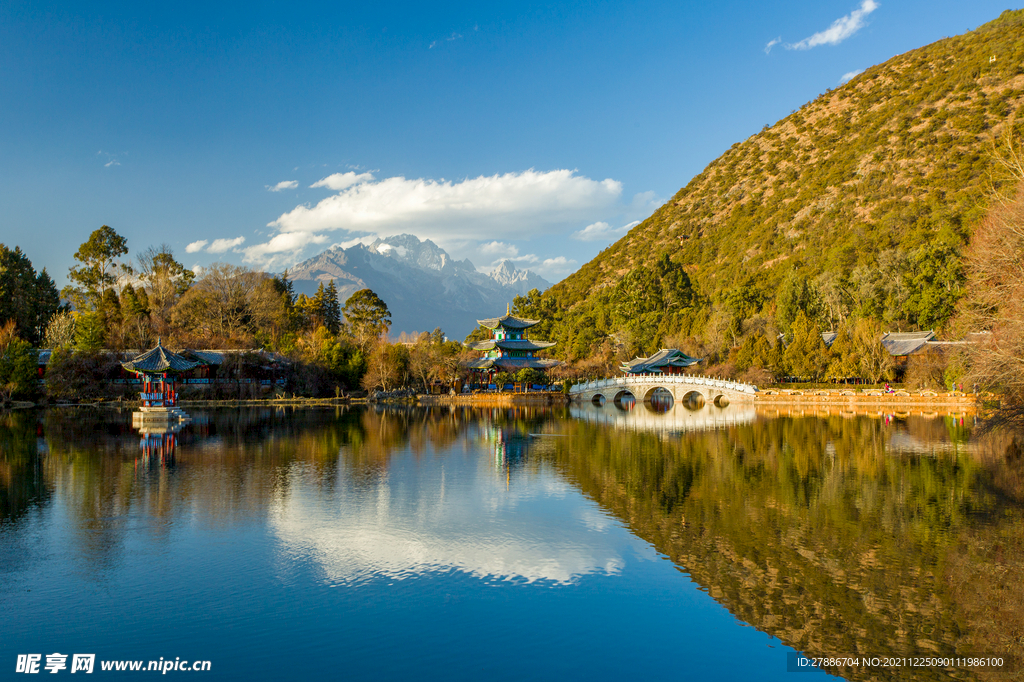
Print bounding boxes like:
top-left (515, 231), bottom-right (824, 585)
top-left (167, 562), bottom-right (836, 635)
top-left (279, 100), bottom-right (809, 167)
top-left (1, 404), bottom-right (1020, 681)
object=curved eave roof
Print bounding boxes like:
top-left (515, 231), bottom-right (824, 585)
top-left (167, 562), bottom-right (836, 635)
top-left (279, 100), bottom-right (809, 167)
top-left (477, 313), bottom-right (540, 330)
top-left (461, 357), bottom-right (561, 371)
top-left (122, 343), bottom-right (203, 374)
top-left (493, 358), bottom-right (561, 370)
top-left (495, 339), bottom-right (556, 351)
top-left (621, 348), bottom-right (701, 374)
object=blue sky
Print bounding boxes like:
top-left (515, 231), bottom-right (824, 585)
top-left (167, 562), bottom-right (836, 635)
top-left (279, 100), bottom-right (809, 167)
top-left (1, 0), bottom-right (1017, 284)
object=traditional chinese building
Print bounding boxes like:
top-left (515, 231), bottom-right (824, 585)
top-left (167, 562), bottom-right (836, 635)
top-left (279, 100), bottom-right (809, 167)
top-left (464, 306), bottom-right (560, 382)
top-left (121, 341), bottom-right (204, 427)
top-left (620, 348), bottom-right (701, 376)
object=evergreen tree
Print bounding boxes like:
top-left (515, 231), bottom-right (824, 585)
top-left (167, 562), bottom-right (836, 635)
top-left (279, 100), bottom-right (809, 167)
top-left (324, 280), bottom-right (341, 335)
top-left (63, 226), bottom-right (129, 311)
top-left (74, 312), bottom-right (106, 351)
top-left (33, 269), bottom-right (61, 344)
top-left (825, 325), bottom-right (859, 382)
top-left (785, 311), bottom-right (829, 381)
top-left (0, 321), bottom-right (37, 402)
top-left (0, 245), bottom-right (61, 345)
top-left (342, 289), bottom-right (391, 347)
top-left (311, 282), bottom-right (327, 330)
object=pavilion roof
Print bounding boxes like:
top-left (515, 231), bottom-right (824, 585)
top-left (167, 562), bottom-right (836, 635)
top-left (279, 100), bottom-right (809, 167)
top-left (621, 348), bottom-right (701, 374)
top-left (461, 357), bottom-right (561, 371)
top-left (468, 339), bottom-right (556, 352)
top-left (477, 313), bottom-right (540, 330)
top-left (880, 331), bottom-right (935, 357)
top-left (493, 357), bottom-right (561, 371)
top-left (121, 342), bottom-right (204, 374)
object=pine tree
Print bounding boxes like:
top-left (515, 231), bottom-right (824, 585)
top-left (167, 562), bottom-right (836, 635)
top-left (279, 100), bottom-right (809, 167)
top-left (63, 225), bottom-right (129, 311)
top-left (0, 245), bottom-right (60, 345)
top-left (324, 280), bottom-right (341, 335)
top-left (311, 282), bottom-right (327, 330)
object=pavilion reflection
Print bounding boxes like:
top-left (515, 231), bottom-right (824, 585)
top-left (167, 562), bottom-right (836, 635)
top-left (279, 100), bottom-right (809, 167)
top-left (134, 421), bottom-right (187, 469)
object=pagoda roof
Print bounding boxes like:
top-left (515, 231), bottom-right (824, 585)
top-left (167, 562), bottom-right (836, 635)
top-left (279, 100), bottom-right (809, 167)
top-left (621, 348), bottom-right (701, 375)
top-left (468, 339), bottom-right (556, 352)
top-left (493, 357), bottom-right (561, 371)
top-left (121, 342), bottom-right (204, 374)
top-left (477, 313), bottom-right (540, 330)
top-left (461, 357), bottom-right (561, 371)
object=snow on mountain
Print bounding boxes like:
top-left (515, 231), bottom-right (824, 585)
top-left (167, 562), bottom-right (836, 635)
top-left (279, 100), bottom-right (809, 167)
top-left (286, 235), bottom-right (552, 339)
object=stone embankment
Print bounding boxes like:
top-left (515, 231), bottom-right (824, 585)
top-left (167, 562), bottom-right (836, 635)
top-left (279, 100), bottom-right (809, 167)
top-left (417, 392), bottom-right (569, 407)
top-left (755, 388), bottom-right (978, 409)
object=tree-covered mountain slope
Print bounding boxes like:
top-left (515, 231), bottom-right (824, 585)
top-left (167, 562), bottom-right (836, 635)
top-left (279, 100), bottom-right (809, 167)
top-left (531, 9), bottom-right (1024, 361)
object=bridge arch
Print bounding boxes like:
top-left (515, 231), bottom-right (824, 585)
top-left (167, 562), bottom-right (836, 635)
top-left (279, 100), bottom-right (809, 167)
top-left (613, 389), bottom-right (636, 411)
top-left (641, 386), bottom-right (674, 413)
top-left (591, 393), bottom-right (606, 406)
top-left (712, 394), bottom-right (729, 407)
top-left (680, 390), bottom-right (705, 410)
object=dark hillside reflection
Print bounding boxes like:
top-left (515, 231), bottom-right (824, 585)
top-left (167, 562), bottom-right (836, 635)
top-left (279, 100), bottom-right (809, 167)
top-left (544, 411), bottom-right (1024, 680)
top-left (0, 406), bottom-right (1021, 680)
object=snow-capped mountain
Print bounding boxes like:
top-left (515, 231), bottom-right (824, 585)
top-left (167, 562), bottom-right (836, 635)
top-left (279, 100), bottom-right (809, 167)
top-left (286, 235), bottom-right (552, 339)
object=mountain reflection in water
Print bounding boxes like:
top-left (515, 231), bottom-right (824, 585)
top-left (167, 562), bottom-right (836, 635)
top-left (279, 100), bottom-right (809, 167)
top-left (0, 406), bottom-right (1021, 681)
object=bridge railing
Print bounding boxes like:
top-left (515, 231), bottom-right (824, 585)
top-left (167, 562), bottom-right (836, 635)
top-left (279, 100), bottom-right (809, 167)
top-left (568, 374), bottom-right (758, 395)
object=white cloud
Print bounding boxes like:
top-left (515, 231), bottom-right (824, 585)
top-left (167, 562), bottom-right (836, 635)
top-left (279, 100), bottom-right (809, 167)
top-left (245, 169), bottom-right (622, 265)
top-left (787, 0), bottom-right (878, 50)
top-left (104, 160), bottom-right (120, 168)
top-left (185, 240), bottom-right (209, 253)
top-left (310, 172), bottom-right (375, 191)
top-left (207, 236), bottom-right (246, 253)
top-left (268, 180), bottom-right (299, 192)
top-left (480, 241), bottom-right (519, 259)
top-left (242, 232), bottom-right (329, 265)
top-left (335, 235), bottom-right (378, 250)
top-left (572, 220), bottom-right (640, 242)
top-left (627, 191), bottom-right (662, 220)
top-left (839, 68), bottom-right (864, 84)
top-left (429, 32), bottom-right (462, 49)
top-left (537, 256), bottom-right (578, 280)
top-left (764, 37), bottom-right (782, 54)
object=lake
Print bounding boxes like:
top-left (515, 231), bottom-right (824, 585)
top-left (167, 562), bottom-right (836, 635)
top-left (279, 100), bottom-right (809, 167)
top-left (1, 404), bottom-right (1020, 680)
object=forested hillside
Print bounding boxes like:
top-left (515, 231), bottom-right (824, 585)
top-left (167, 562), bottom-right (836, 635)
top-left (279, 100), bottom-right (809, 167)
top-left (521, 9), bottom-right (1024, 364)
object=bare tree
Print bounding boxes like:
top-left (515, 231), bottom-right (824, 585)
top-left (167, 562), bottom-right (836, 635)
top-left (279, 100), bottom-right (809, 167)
top-left (959, 180), bottom-right (1024, 424)
top-left (136, 244), bottom-right (194, 334)
top-left (171, 263), bottom-right (283, 346)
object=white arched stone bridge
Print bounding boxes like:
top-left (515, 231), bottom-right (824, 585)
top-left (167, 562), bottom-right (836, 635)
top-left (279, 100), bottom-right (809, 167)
top-left (569, 374), bottom-right (758, 406)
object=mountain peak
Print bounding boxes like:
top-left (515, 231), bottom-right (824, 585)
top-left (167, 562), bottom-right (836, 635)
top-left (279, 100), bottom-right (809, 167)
top-left (489, 259), bottom-right (551, 291)
top-left (286, 234), bottom-right (552, 337)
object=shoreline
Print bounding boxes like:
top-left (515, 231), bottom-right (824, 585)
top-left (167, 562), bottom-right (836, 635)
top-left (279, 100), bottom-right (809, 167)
top-left (416, 392), bottom-right (569, 407)
top-left (753, 392), bottom-right (978, 409)
top-left (4, 390), bottom-right (981, 411)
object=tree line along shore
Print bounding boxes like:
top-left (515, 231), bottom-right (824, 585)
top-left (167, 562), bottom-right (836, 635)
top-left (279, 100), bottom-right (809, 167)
top-left (0, 175), bottom-right (1022, 425)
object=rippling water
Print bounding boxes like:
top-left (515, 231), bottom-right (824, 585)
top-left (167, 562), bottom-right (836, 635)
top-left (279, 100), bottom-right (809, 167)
top-left (1, 405), bottom-right (1020, 680)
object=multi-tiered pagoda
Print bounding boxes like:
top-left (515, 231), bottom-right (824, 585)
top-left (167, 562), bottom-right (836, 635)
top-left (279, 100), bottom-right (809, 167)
top-left (464, 306), bottom-right (560, 381)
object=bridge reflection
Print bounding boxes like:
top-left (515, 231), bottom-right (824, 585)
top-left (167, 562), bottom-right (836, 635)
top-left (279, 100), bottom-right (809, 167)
top-left (570, 402), bottom-right (757, 432)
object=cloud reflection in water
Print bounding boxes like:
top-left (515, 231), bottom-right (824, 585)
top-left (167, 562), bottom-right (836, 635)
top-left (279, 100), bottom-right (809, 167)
top-left (270, 450), bottom-right (634, 585)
